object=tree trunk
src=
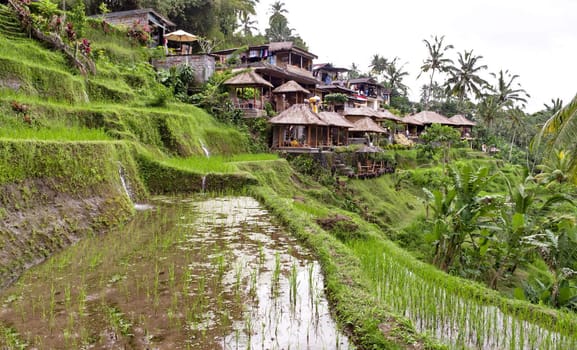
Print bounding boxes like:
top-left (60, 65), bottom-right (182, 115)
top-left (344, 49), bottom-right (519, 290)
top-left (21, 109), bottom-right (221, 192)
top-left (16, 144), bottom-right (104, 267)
top-left (508, 129), bottom-right (517, 161)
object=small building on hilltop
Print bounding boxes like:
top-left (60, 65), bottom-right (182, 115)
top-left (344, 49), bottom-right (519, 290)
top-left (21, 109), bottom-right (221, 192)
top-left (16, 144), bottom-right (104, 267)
top-left (402, 110), bottom-right (456, 137)
top-left (96, 8), bottom-right (175, 47)
top-left (268, 104), bottom-right (328, 152)
top-left (449, 114), bottom-right (477, 139)
top-left (213, 42), bottom-right (320, 114)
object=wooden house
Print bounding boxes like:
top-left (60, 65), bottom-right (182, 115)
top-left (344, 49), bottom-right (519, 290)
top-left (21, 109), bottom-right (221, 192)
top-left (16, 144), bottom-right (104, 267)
top-left (347, 77), bottom-right (391, 109)
top-left (449, 114), bottom-right (477, 138)
top-left (223, 70), bottom-right (274, 118)
top-left (402, 111), bottom-right (456, 136)
top-left (213, 42), bottom-right (320, 113)
top-left (268, 104), bottom-right (328, 151)
top-left (317, 111), bottom-right (354, 147)
top-left (272, 80), bottom-right (311, 112)
top-left (96, 8), bottom-right (175, 47)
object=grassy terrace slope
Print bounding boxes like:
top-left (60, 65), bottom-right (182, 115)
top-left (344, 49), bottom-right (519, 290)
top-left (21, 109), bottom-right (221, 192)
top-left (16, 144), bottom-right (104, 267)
top-left (0, 2), bottom-right (255, 300)
top-left (238, 160), bottom-right (577, 349)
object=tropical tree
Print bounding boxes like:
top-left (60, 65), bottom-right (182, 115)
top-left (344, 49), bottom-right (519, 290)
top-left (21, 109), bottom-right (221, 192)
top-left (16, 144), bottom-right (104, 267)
top-left (533, 94), bottom-right (577, 180)
top-left (523, 216), bottom-right (577, 308)
top-left (238, 11), bottom-right (258, 37)
top-left (534, 149), bottom-right (575, 188)
top-left (419, 123), bottom-right (461, 172)
top-left (505, 107), bottom-right (528, 161)
top-left (489, 69), bottom-right (530, 109)
top-left (383, 57), bottom-right (409, 96)
top-left (445, 50), bottom-right (489, 106)
top-left (369, 54), bottom-right (389, 78)
top-left (424, 164), bottom-right (495, 272)
top-left (544, 98), bottom-right (564, 116)
top-left (418, 35), bottom-right (454, 109)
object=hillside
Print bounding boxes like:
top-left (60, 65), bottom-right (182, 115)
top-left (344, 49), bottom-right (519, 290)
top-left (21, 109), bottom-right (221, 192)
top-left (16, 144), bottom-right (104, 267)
top-left (1, 3), bottom-right (577, 350)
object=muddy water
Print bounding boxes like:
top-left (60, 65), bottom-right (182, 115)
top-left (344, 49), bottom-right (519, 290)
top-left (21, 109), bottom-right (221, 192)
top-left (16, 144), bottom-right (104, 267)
top-left (0, 196), bottom-right (350, 349)
top-left (179, 196), bottom-right (350, 349)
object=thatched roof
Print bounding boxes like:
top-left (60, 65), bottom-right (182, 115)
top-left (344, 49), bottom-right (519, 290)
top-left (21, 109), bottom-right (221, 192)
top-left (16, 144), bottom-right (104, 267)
top-left (349, 117), bottom-right (387, 133)
top-left (343, 106), bottom-right (380, 118)
top-left (403, 111), bottom-right (455, 125)
top-left (375, 109), bottom-right (403, 122)
top-left (268, 42), bottom-right (318, 59)
top-left (317, 112), bottom-right (354, 128)
top-left (268, 104), bottom-right (327, 126)
top-left (272, 80), bottom-right (310, 94)
top-left (223, 70), bottom-right (273, 87)
top-left (449, 114), bottom-right (477, 126)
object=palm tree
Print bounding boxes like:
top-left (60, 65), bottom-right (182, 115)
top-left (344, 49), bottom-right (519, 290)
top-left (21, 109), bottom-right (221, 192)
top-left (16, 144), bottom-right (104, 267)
top-left (535, 149), bottom-right (574, 188)
top-left (544, 98), bottom-right (563, 115)
top-left (268, 1), bottom-right (287, 20)
top-left (445, 50), bottom-right (489, 105)
top-left (418, 35), bottom-right (454, 109)
top-left (369, 54), bottom-right (389, 78)
top-left (265, 1), bottom-right (293, 42)
top-left (506, 107), bottom-right (527, 160)
top-left (384, 57), bottom-right (409, 96)
top-left (490, 69), bottom-right (529, 108)
top-left (533, 94), bottom-right (577, 179)
top-left (239, 11), bottom-right (258, 37)
top-left (348, 62), bottom-right (360, 79)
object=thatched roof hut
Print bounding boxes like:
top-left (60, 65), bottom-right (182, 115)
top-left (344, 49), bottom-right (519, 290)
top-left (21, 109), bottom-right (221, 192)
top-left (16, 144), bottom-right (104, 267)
top-left (269, 104), bottom-right (326, 126)
top-left (375, 109), bottom-right (403, 123)
top-left (272, 80), bottom-right (311, 112)
top-left (349, 117), bottom-right (387, 134)
top-left (272, 80), bottom-right (310, 94)
top-left (269, 104), bottom-right (328, 149)
top-left (317, 111), bottom-right (354, 128)
top-left (223, 70), bottom-right (273, 87)
top-left (403, 111), bottom-right (456, 125)
top-left (449, 114), bottom-right (477, 126)
top-left (316, 111), bottom-right (354, 147)
top-left (343, 106), bottom-right (379, 119)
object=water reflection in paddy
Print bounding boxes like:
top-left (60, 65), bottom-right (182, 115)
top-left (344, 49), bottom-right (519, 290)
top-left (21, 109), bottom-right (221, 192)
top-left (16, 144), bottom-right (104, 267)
top-left (174, 196), bottom-right (350, 349)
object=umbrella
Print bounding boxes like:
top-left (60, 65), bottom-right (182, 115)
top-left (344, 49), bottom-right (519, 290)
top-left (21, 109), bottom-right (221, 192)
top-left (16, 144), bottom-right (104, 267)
top-left (164, 29), bottom-right (198, 42)
top-left (164, 30), bottom-right (198, 53)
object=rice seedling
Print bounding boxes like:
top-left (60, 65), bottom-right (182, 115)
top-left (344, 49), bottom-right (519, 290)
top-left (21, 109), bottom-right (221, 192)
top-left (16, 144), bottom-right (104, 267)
top-left (350, 238), bottom-right (577, 349)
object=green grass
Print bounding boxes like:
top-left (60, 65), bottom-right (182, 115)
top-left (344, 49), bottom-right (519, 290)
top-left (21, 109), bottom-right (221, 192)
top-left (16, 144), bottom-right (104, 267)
top-left (161, 153), bottom-right (278, 174)
top-left (0, 126), bottom-right (111, 141)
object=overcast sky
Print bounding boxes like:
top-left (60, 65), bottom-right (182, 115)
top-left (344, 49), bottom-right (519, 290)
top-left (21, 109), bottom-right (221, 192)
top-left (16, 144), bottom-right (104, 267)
top-left (254, 0), bottom-right (577, 113)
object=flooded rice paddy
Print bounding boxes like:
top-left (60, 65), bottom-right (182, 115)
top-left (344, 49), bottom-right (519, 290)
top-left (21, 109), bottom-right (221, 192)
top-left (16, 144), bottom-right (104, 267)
top-left (352, 240), bottom-right (577, 350)
top-left (0, 196), bottom-right (350, 349)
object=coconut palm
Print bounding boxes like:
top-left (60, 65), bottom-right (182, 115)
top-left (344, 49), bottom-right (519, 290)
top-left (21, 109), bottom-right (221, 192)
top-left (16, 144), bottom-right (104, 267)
top-left (544, 98), bottom-right (564, 115)
top-left (533, 94), bottom-right (577, 178)
top-left (418, 35), bottom-right (454, 109)
top-left (370, 54), bottom-right (389, 78)
top-left (506, 107), bottom-right (528, 160)
top-left (384, 57), bottom-right (409, 96)
top-left (239, 11), bottom-right (258, 37)
top-left (489, 69), bottom-right (529, 108)
top-left (445, 50), bottom-right (489, 105)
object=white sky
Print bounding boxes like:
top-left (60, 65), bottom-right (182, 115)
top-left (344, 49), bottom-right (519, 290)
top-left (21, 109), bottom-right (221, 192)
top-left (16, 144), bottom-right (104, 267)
top-left (254, 0), bottom-right (577, 113)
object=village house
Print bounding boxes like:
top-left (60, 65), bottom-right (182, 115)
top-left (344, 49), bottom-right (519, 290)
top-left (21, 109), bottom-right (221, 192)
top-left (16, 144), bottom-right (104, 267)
top-left (347, 77), bottom-right (391, 110)
top-left (95, 8), bottom-right (174, 47)
top-left (214, 42), bottom-right (320, 116)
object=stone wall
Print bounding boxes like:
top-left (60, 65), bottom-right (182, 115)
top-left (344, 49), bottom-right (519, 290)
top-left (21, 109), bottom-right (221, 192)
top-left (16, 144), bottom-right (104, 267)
top-left (152, 54), bottom-right (215, 83)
